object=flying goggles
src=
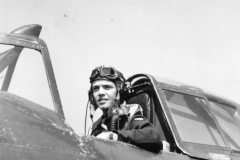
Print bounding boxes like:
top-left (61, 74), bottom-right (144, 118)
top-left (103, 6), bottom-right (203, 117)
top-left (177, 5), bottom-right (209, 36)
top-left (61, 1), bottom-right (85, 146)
top-left (90, 66), bottom-right (124, 83)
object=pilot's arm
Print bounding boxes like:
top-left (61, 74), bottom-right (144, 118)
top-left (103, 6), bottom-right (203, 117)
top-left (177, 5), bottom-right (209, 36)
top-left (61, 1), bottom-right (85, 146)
top-left (116, 116), bottom-right (164, 153)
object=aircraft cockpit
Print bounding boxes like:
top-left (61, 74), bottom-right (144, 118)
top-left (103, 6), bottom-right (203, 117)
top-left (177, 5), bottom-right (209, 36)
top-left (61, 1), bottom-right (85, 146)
top-left (125, 73), bottom-right (240, 159)
top-left (125, 74), bottom-right (177, 152)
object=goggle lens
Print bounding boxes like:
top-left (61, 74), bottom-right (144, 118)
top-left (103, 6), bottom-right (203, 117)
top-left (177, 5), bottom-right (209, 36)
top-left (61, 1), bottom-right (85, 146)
top-left (90, 69), bottom-right (98, 77)
top-left (101, 67), bottom-right (116, 77)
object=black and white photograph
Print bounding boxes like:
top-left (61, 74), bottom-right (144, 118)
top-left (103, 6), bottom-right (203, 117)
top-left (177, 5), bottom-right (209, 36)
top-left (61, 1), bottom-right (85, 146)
top-left (0, 0), bottom-right (240, 159)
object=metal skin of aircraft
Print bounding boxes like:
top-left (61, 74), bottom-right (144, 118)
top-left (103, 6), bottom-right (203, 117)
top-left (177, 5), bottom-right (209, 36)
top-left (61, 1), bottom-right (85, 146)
top-left (0, 24), bottom-right (240, 160)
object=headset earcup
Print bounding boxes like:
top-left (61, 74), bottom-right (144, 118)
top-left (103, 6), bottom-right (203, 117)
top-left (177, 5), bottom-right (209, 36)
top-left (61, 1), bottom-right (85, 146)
top-left (119, 82), bottom-right (127, 104)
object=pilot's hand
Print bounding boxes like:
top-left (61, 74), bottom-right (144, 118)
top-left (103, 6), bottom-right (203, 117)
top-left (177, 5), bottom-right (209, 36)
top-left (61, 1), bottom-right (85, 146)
top-left (96, 131), bottom-right (118, 141)
top-left (162, 141), bottom-right (170, 152)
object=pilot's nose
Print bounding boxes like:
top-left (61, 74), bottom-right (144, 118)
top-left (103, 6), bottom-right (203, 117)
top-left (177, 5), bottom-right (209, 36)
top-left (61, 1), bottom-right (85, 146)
top-left (98, 87), bottom-right (105, 95)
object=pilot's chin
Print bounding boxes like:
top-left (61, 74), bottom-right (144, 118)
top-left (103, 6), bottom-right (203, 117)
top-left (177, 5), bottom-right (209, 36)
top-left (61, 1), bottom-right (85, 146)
top-left (99, 105), bottom-right (111, 110)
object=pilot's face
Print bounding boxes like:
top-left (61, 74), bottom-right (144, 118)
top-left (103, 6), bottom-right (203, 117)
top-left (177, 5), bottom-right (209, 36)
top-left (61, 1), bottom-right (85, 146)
top-left (92, 80), bottom-right (117, 113)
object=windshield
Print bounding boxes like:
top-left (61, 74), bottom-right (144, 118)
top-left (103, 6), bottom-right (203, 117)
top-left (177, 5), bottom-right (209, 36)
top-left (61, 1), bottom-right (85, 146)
top-left (163, 90), bottom-right (226, 147)
top-left (208, 101), bottom-right (240, 151)
top-left (0, 44), bottom-right (54, 110)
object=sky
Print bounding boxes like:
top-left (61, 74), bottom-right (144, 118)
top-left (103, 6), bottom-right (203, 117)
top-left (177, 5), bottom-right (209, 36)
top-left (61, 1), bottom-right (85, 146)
top-left (1, 0), bottom-right (240, 134)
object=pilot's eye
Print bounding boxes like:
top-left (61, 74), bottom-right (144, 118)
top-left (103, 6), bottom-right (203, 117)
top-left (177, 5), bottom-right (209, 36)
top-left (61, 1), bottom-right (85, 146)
top-left (92, 86), bottom-right (99, 91)
top-left (103, 85), bottom-right (113, 89)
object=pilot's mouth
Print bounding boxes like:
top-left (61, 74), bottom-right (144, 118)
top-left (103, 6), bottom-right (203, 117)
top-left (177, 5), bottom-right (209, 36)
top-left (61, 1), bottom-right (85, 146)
top-left (98, 99), bottom-right (108, 102)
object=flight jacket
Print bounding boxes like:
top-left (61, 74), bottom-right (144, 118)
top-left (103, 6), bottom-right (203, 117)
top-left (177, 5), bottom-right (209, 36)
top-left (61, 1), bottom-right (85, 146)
top-left (90, 104), bottom-right (162, 153)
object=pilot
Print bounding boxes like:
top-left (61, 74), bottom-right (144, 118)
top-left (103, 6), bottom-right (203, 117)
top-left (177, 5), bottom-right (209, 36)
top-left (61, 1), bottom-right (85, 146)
top-left (88, 65), bottom-right (169, 153)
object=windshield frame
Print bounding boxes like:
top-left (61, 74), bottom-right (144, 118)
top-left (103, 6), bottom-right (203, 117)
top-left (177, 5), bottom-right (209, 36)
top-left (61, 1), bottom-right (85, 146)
top-left (207, 93), bottom-right (240, 153)
top-left (144, 74), bottom-right (232, 159)
top-left (0, 26), bottom-right (64, 119)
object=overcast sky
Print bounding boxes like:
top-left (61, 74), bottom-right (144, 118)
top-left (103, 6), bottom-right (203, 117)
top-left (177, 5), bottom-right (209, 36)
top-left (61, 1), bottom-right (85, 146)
top-left (1, 0), bottom-right (240, 134)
